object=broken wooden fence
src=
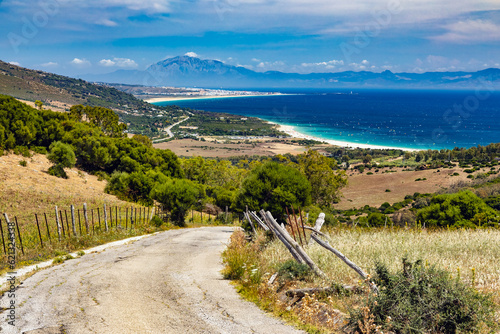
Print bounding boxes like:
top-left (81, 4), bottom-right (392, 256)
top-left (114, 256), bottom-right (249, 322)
top-left (245, 208), bottom-right (378, 293)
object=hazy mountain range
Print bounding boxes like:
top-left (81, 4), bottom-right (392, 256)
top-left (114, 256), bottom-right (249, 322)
top-left (83, 55), bottom-right (500, 89)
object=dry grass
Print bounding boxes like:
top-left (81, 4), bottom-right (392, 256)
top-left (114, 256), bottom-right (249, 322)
top-left (263, 228), bottom-right (500, 303)
top-left (224, 227), bottom-right (500, 332)
top-left (0, 153), bottom-right (162, 273)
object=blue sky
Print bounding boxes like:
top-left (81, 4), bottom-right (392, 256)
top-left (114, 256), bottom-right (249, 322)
top-left (1, 0), bottom-right (500, 77)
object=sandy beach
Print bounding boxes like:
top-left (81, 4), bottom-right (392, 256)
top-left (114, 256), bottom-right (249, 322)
top-left (144, 94), bottom-right (283, 104)
top-left (274, 123), bottom-right (419, 152)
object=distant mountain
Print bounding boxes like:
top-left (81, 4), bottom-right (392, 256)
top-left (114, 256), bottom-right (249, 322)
top-left (84, 55), bottom-right (500, 89)
top-left (0, 60), bottom-right (157, 113)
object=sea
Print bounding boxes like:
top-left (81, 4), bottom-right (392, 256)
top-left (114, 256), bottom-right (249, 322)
top-left (154, 89), bottom-right (500, 150)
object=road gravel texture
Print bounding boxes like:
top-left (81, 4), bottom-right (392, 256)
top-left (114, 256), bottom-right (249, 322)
top-left (0, 227), bottom-right (304, 334)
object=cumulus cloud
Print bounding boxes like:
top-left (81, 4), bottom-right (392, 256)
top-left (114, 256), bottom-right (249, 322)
top-left (70, 58), bottom-right (91, 67)
top-left (431, 19), bottom-right (500, 43)
top-left (8, 61), bottom-right (21, 66)
top-left (99, 57), bottom-right (138, 68)
top-left (184, 52), bottom-right (199, 58)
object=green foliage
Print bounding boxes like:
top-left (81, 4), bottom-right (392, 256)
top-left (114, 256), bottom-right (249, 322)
top-left (70, 105), bottom-right (126, 137)
top-left (346, 259), bottom-right (497, 333)
top-left (416, 191), bottom-right (499, 227)
top-left (367, 212), bottom-right (390, 227)
top-left (297, 149), bottom-right (347, 207)
top-left (150, 215), bottom-right (164, 227)
top-left (19, 160), bottom-right (27, 167)
top-left (151, 178), bottom-right (205, 227)
top-left (47, 141), bottom-right (76, 168)
top-left (277, 260), bottom-right (311, 282)
top-left (48, 164), bottom-right (68, 179)
top-left (235, 161), bottom-right (312, 220)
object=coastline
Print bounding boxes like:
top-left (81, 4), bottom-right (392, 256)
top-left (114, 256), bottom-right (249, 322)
top-left (145, 93), bottom-right (284, 104)
top-left (273, 122), bottom-right (420, 152)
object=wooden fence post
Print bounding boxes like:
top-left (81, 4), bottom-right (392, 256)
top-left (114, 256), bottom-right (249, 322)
top-left (83, 203), bottom-right (89, 234)
top-left (35, 214), bottom-right (44, 248)
top-left (104, 204), bottom-right (109, 232)
top-left (125, 208), bottom-right (128, 230)
top-left (44, 213), bottom-right (51, 243)
top-left (64, 210), bottom-right (70, 237)
top-left (70, 205), bottom-right (77, 236)
top-left (109, 205), bottom-right (113, 229)
top-left (0, 216), bottom-right (6, 254)
top-left (115, 206), bottom-right (118, 228)
top-left (97, 207), bottom-right (101, 230)
top-left (14, 217), bottom-right (24, 256)
top-left (60, 210), bottom-right (66, 237)
top-left (91, 208), bottom-right (95, 234)
top-left (77, 209), bottom-right (82, 235)
top-left (55, 206), bottom-right (62, 241)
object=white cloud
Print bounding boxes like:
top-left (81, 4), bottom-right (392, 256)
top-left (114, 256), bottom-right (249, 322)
top-left (70, 58), bottom-right (91, 67)
top-left (431, 19), bottom-right (500, 43)
top-left (99, 57), bottom-right (138, 68)
top-left (96, 18), bottom-right (119, 27)
top-left (184, 52), bottom-right (199, 58)
top-left (41, 62), bottom-right (59, 68)
top-left (64, 0), bottom-right (172, 14)
top-left (8, 61), bottom-right (21, 66)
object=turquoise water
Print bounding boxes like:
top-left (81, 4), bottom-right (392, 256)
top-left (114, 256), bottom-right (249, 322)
top-left (155, 89), bottom-right (500, 150)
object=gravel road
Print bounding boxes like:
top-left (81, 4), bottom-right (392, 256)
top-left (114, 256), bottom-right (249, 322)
top-left (1, 227), bottom-right (304, 334)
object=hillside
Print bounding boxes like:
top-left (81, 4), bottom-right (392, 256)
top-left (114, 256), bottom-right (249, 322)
top-left (0, 60), bottom-right (189, 136)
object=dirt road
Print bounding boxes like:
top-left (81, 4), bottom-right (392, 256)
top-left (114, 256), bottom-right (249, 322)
top-left (1, 227), bottom-right (304, 334)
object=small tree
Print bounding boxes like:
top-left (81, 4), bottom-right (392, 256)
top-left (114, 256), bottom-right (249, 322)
top-left (47, 141), bottom-right (76, 178)
top-left (35, 100), bottom-right (43, 110)
top-left (151, 178), bottom-right (205, 226)
top-left (235, 161), bottom-right (311, 220)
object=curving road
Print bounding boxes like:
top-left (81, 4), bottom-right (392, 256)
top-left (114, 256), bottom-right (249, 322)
top-left (0, 227), bottom-right (304, 334)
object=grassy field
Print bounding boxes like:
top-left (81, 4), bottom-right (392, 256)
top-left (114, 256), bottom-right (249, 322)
top-left (223, 227), bottom-right (500, 332)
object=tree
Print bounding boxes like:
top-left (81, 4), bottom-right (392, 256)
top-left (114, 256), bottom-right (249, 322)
top-left (35, 100), bottom-right (43, 110)
top-left (47, 141), bottom-right (76, 178)
top-left (297, 149), bottom-right (347, 207)
top-left (151, 178), bottom-right (205, 226)
top-left (363, 154), bottom-right (372, 164)
top-left (235, 161), bottom-right (312, 220)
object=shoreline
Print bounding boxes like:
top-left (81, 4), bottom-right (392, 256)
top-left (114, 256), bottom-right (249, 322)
top-left (272, 122), bottom-right (420, 152)
top-left (145, 93), bottom-right (285, 104)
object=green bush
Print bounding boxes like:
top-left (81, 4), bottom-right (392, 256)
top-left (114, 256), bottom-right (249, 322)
top-left (150, 215), bottom-right (164, 227)
top-left (19, 160), bottom-right (27, 167)
top-left (346, 259), bottom-right (497, 333)
top-left (277, 260), bottom-right (311, 282)
top-left (48, 164), bottom-right (68, 179)
top-left (416, 190), bottom-right (499, 227)
top-left (235, 161), bottom-right (311, 220)
top-left (367, 212), bottom-right (391, 227)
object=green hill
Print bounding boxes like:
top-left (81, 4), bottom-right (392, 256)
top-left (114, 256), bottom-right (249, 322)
top-left (0, 60), bottom-right (186, 136)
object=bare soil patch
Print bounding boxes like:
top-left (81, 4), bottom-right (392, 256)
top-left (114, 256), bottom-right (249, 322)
top-left (154, 138), bottom-right (322, 157)
top-left (336, 167), bottom-right (477, 209)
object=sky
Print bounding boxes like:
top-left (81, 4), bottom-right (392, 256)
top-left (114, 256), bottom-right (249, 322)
top-left (1, 0), bottom-right (500, 77)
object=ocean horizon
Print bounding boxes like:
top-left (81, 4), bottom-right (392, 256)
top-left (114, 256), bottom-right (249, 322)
top-left (154, 88), bottom-right (500, 151)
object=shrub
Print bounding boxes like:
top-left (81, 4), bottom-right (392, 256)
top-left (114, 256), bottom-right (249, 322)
top-left (19, 160), bottom-right (27, 167)
top-left (277, 260), bottom-right (311, 282)
top-left (416, 190), bottom-right (499, 227)
top-left (346, 259), bottom-right (497, 333)
top-left (367, 212), bottom-right (391, 227)
top-left (48, 164), bottom-right (68, 179)
top-left (150, 215), bottom-right (164, 227)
